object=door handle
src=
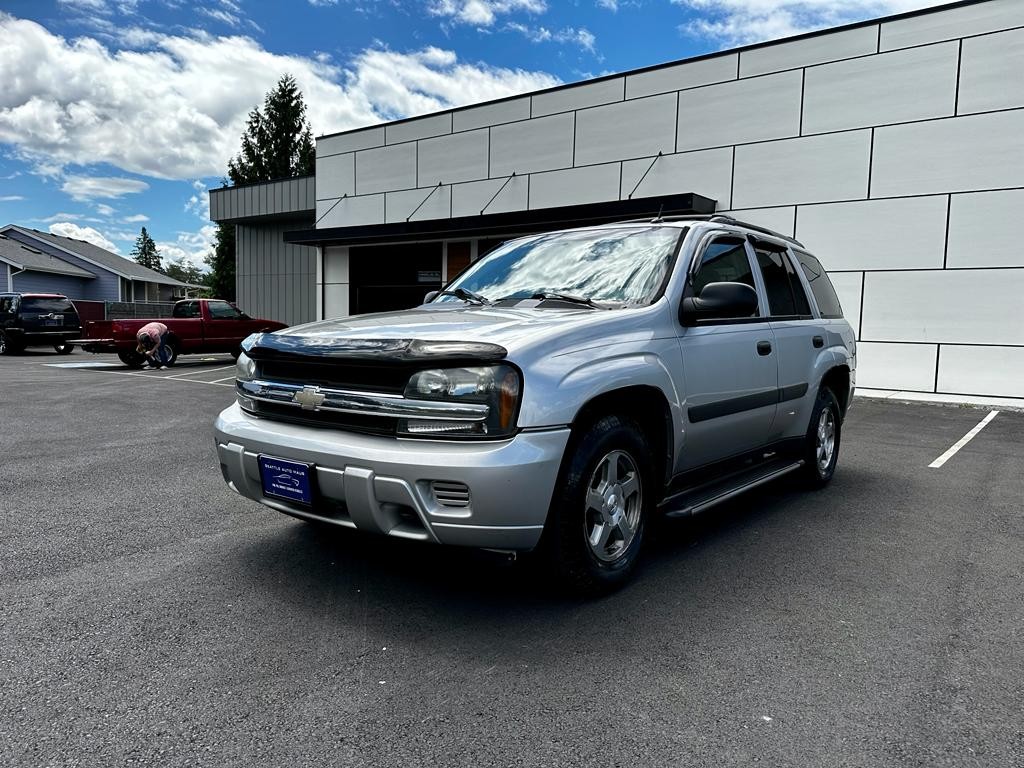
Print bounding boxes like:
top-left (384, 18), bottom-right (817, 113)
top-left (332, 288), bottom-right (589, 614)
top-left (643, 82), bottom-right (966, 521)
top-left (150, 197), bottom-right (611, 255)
top-left (812, 335), bottom-right (824, 348)
top-left (756, 340), bottom-right (772, 356)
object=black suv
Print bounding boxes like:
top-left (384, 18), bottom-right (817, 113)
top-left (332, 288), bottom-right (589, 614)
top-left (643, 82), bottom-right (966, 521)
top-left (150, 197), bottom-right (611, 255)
top-left (0, 293), bottom-right (82, 355)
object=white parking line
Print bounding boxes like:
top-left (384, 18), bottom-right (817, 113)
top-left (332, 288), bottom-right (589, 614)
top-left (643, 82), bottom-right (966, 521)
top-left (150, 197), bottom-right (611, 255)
top-left (162, 365), bottom-right (234, 379)
top-left (210, 376), bottom-right (236, 384)
top-left (928, 411), bottom-right (1000, 468)
top-left (75, 368), bottom-right (235, 387)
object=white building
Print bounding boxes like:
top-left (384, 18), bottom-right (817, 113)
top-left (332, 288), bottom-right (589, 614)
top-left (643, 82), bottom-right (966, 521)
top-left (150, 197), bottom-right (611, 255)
top-left (210, 0), bottom-right (1024, 401)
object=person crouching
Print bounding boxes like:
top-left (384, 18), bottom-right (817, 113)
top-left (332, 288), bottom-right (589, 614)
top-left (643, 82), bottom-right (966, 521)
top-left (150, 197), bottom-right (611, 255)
top-left (136, 321), bottom-right (170, 369)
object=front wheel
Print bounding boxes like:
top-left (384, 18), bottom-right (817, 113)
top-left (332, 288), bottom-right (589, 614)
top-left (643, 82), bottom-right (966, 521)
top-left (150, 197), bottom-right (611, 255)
top-left (54, 342), bottom-right (74, 355)
top-left (800, 387), bottom-right (842, 488)
top-left (541, 414), bottom-right (653, 595)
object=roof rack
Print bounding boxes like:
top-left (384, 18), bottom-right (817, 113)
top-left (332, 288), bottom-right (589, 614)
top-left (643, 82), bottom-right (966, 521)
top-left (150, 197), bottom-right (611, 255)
top-left (615, 213), bottom-right (804, 248)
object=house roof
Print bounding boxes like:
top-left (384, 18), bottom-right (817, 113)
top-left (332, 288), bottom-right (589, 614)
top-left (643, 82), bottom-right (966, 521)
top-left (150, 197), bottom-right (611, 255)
top-left (0, 234), bottom-right (96, 278)
top-left (1, 225), bottom-right (188, 287)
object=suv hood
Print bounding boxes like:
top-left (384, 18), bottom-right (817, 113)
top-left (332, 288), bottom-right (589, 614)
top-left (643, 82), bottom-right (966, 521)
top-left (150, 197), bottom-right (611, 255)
top-left (250, 303), bottom-right (663, 361)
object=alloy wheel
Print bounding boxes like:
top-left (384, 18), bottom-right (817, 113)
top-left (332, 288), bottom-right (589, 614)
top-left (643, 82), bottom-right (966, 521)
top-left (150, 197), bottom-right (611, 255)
top-left (816, 408), bottom-right (836, 474)
top-left (583, 450), bottom-right (643, 563)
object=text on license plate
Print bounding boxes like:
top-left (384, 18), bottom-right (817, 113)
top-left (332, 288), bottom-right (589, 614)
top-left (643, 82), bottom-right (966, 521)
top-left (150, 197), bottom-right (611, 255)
top-left (258, 455), bottom-right (313, 505)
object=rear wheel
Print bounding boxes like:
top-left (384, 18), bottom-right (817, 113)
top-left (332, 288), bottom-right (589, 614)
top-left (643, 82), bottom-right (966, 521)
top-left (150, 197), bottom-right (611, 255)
top-left (800, 386), bottom-right (841, 488)
top-left (0, 332), bottom-right (20, 355)
top-left (54, 342), bottom-right (74, 355)
top-left (118, 350), bottom-right (146, 368)
top-left (541, 414), bottom-right (653, 595)
top-left (161, 342), bottom-right (179, 367)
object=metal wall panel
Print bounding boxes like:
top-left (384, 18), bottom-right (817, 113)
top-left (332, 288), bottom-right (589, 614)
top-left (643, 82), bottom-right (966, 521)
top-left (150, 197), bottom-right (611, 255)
top-left (802, 42), bottom-right (958, 134)
top-left (385, 185), bottom-right (452, 223)
top-left (450, 175), bottom-right (529, 218)
top-left (677, 70), bottom-right (802, 151)
top-left (732, 130), bottom-right (871, 208)
top-left (827, 272), bottom-right (863, 337)
top-left (418, 129), bottom-right (489, 186)
top-left (234, 219), bottom-right (316, 326)
top-left (947, 188), bottom-right (1024, 268)
top-left (718, 206), bottom-right (796, 237)
top-left (489, 113), bottom-right (574, 177)
top-left (620, 147), bottom-right (732, 208)
top-left (574, 93), bottom-right (677, 166)
top-left (317, 126), bottom-right (385, 157)
top-left (531, 78), bottom-right (624, 117)
top-left (871, 110), bottom-right (1024, 197)
top-left (861, 268), bottom-right (1024, 344)
top-left (880, 0), bottom-right (1024, 51)
top-left (386, 112), bottom-right (452, 145)
top-left (316, 193), bottom-right (385, 228)
top-left (958, 26), bottom-right (1024, 114)
top-left (355, 143), bottom-right (417, 195)
top-left (316, 153), bottom-right (355, 200)
top-left (938, 344), bottom-right (1024, 397)
top-left (855, 341), bottom-right (938, 390)
top-left (454, 97), bottom-right (530, 132)
top-left (795, 195), bottom-right (948, 271)
top-left (739, 24), bottom-right (879, 77)
top-left (528, 163), bottom-right (621, 209)
top-left (624, 54), bottom-right (737, 100)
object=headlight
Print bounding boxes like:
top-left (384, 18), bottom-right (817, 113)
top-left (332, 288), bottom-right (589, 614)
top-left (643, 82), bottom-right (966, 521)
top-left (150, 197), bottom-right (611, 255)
top-left (399, 364), bottom-right (521, 438)
top-left (235, 352), bottom-right (257, 411)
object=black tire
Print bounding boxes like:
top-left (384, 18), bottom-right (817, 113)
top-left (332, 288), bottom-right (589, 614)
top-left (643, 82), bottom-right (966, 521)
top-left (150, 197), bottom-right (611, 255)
top-left (800, 386), bottom-right (842, 488)
top-left (229, 347), bottom-right (241, 360)
top-left (162, 342), bottom-right (179, 367)
top-left (54, 342), bottom-right (74, 355)
top-left (118, 350), bottom-right (147, 369)
top-left (541, 414), bottom-right (654, 595)
top-left (0, 332), bottom-right (22, 355)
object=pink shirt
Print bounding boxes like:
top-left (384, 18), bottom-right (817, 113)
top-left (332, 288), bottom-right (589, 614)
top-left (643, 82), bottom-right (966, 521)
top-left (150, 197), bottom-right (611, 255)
top-left (138, 322), bottom-right (167, 344)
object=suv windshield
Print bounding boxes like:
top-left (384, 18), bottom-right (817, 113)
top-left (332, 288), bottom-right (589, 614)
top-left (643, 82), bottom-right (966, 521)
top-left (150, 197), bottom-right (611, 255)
top-left (440, 226), bottom-right (683, 307)
top-left (20, 297), bottom-right (76, 314)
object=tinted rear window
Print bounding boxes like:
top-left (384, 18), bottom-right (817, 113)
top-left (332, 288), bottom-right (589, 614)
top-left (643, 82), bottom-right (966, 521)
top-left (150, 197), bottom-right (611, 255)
top-left (20, 297), bottom-right (77, 315)
top-left (794, 251), bottom-right (844, 319)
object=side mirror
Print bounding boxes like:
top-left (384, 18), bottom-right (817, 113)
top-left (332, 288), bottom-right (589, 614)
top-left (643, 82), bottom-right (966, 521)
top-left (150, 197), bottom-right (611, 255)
top-left (680, 282), bottom-right (759, 326)
top-left (423, 290), bottom-right (439, 304)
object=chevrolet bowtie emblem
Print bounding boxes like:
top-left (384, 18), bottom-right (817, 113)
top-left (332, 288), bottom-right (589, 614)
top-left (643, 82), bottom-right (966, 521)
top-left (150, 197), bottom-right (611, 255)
top-left (293, 385), bottom-right (326, 410)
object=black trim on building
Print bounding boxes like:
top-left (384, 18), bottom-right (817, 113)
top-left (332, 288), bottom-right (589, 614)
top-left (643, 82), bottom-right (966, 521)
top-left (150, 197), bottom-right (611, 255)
top-left (282, 193), bottom-right (716, 247)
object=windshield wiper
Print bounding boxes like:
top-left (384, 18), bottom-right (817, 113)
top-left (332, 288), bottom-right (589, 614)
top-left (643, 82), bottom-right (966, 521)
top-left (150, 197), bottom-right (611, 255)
top-left (530, 291), bottom-right (603, 308)
top-left (436, 288), bottom-right (492, 305)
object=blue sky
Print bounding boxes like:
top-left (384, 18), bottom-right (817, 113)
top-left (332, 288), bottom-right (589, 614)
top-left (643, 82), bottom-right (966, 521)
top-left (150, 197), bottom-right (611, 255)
top-left (0, 0), bottom-right (946, 269)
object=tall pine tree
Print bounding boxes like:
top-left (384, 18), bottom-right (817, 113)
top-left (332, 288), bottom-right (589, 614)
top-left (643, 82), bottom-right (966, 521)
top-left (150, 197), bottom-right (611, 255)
top-left (130, 227), bottom-right (162, 272)
top-left (208, 74), bottom-right (315, 300)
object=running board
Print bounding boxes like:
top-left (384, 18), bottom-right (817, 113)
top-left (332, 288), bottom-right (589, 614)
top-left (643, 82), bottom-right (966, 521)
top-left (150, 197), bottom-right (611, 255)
top-left (661, 460), bottom-right (804, 518)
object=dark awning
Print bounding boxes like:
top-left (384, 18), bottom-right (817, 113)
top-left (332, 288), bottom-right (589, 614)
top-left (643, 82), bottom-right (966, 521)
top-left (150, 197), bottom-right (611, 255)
top-left (283, 192), bottom-right (716, 247)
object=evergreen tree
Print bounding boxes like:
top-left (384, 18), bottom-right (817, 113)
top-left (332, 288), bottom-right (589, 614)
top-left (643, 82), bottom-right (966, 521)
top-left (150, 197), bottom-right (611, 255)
top-left (130, 227), bottom-right (162, 272)
top-left (164, 257), bottom-right (211, 290)
top-left (209, 74), bottom-right (315, 299)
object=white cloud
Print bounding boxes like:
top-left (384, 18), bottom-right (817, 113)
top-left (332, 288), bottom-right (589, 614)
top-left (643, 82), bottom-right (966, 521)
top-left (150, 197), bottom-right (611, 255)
top-left (0, 195), bottom-right (25, 201)
top-left (429, 0), bottom-right (546, 26)
top-left (596, 0), bottom-right (618, 10)
top-left (185, 179), bottom-right (210, 220)
top-left (95, 202), bottom-right (116, 216)
top-left (0, 14), bottom-right (559, 180)
top-left (124, 213), bottom-right (149, 222)
top-left (157, 224), bottom-right (217, 270)
top-left (506, 23), bottom-right (597, 52)
top-left (49, 222), bottom-right (120, 252)
top-left (674, 0), bottom-right (950, 45)
top-left (60, 175), bottom-right (149, 201)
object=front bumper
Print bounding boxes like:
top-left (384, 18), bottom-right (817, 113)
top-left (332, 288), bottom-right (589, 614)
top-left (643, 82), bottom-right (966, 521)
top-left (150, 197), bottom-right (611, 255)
top-left (214, 402), bottom-right (570, 550)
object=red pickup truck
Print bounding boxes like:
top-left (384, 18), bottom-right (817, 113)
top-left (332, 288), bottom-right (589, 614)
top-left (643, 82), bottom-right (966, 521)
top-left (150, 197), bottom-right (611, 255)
top-left (82, 298), bottom-right (287, 367)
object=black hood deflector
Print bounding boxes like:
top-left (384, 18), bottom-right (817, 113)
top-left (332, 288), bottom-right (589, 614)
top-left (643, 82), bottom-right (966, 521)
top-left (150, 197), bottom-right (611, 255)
top-left (242, 333), bottom-right (508, 365)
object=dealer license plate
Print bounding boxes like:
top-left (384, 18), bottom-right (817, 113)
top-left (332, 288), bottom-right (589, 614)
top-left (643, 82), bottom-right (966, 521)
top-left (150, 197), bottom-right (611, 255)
top-left (258, 455), bottom-right (313, 505)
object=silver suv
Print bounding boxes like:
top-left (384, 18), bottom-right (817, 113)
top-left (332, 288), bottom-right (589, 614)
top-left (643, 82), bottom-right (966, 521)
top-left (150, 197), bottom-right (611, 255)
top-left (214, 215), bottom-right (856, 592)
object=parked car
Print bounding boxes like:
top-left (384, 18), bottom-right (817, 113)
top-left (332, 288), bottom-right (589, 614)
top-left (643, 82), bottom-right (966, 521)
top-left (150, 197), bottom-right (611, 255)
top-left (81, 298), bottom-right (287, 367)
top-left (214, 215), bottom-right (856, 593)
top-left (0, 292), bottom-right (82, 355)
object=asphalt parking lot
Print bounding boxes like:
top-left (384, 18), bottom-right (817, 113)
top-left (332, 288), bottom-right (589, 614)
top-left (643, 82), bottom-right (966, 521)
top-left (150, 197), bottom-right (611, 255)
top-left (1, 350), bottom-right (1021, 768)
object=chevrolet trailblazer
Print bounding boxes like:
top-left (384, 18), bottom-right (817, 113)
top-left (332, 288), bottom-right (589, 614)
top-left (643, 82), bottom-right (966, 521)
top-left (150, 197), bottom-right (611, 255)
top-left (214, 215), bottom-right (856, 593)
